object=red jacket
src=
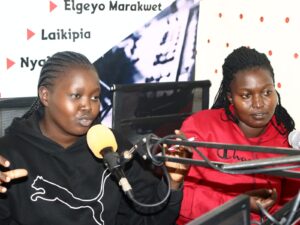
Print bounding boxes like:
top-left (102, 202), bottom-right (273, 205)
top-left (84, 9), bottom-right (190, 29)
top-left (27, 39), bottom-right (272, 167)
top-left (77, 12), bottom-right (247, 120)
top-left (177, 108), bottom-right (299, 224)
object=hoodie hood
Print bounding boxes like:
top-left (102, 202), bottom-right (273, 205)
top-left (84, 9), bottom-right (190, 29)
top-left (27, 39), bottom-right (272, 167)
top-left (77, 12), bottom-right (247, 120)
top-left (5, 109), bottom-right (87, 155)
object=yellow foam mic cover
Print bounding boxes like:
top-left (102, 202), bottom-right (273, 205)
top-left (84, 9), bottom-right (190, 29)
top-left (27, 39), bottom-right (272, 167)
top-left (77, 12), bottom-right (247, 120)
top-left (87, 124), bottom-right (118, 158)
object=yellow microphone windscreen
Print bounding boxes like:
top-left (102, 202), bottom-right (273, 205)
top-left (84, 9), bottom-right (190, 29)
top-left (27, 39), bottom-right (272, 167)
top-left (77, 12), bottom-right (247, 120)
top-left (87, 124), bottom-right (118, 158)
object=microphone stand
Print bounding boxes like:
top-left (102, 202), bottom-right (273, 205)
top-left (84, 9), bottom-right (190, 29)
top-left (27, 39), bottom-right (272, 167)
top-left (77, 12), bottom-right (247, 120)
top-left (131, 134), bottom-right (300, 225)
top-left (134, 134), bottom-right (300, 179)
top-left (150, 136), bottom-right (300, 155)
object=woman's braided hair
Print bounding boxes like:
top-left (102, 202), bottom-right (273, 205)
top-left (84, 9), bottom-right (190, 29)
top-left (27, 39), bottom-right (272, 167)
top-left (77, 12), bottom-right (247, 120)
top-left (22, 51), bottom-right (97, 119)
top-left (212, 46), bottom-right (295, 134)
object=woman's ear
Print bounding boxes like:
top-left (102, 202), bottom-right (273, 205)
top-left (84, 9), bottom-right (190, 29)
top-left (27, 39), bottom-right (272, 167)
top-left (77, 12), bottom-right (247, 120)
top-left (226, 92), bottom-right (233, 103)
top-left (38, 86), bottom-right (49, 107)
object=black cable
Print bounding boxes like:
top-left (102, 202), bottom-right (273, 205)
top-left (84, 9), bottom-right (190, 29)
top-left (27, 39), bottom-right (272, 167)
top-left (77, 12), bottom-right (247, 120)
top-left (127, 165), bottom-right (172, 208)
top-left (125, 135), bottom-right (172, 208)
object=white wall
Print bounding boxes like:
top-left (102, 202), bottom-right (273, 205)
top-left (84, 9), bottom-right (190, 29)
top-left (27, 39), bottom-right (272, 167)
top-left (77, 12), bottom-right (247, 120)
top-left (195, 0), bottom-right (300, 130)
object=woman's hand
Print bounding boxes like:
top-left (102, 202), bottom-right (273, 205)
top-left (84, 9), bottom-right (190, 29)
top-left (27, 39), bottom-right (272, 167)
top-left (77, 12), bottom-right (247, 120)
top-left (245, 188), bottom-right (277, 213)
top-left (164, 130), bottom-right (193, 190)
top-left (0, 155), bottom-right (28, 193)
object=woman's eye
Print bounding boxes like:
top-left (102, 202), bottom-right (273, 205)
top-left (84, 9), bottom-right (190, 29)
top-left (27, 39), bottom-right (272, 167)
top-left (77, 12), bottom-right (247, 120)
top-left (241, 94), bottom-right (250, 99)
top-left (91, 95), bottom-right (100, 101)
top-left (263, 90), bottom-right (272, 96)
top-left (70, 94), bottom-right (81, 99)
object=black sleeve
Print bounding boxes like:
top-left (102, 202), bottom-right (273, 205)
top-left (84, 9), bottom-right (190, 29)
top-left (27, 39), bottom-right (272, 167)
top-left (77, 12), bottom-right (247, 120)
top-left (112, 129), bottom-right (183, 225)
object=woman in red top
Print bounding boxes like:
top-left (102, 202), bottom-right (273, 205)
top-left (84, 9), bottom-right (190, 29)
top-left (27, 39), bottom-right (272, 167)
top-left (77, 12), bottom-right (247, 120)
top-left (177, 46), bottom-right (297, 224)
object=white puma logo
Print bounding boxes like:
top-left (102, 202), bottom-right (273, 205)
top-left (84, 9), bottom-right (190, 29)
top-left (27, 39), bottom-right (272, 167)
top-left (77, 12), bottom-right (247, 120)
top-left (30, 169), bottom-right (110, 225)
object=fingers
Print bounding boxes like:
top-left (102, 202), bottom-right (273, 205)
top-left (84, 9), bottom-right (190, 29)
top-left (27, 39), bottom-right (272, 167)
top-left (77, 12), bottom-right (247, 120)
top-left (174, 130), bottom-right (187, 140)
top-left (246, 188), bottom-right (274, 198)
top-left (165, 155), bottom-right (190, 172)
top-left (249, 197), bottom-right (261, 213)
top-left (257, 188), bottom-right (273, 198)
top-left (164, 131), bottom-right (193, 184)
top-left (4, 169), bottom-right (28, 180)
top-left (166, 146), bottom-right (192, 158)
top-left (0, 155), bottom-right (10, 167)
top-left (271, 188), bottom-right (278, 198)
top-left (165, 153), bottom-right (190, 184)
top-left (174, 129), bottom-right (183, 136)
top-left (256, 197), bottom-right (276, 211)
top-left (249, 188), bottom-right (278, 212)
top-left (0, 169), bottom-right (28, 193)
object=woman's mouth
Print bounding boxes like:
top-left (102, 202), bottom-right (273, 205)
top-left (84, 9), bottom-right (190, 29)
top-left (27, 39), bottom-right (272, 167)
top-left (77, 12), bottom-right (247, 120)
top-left (251, 112), bottom-right (267, 120)
top-left (78, 118), bottom-right (93, 127)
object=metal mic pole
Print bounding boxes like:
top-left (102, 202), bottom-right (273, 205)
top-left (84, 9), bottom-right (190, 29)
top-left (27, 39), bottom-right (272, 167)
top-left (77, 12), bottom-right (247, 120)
top-left (154, 155), bottom-right (300, 179)
top-left (150, 136), bottom-right (300, 155)
top-left (148, 135), bottom-right (300, 179)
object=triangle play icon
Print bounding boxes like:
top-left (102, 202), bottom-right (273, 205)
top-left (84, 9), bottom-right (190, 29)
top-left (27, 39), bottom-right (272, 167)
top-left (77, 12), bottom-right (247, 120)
top-left (27, 29), bottom-right (35, 40)
top-left (6, 58), bottom-right (15, 70)
top-left (50, 1), bottom-right (57, 12)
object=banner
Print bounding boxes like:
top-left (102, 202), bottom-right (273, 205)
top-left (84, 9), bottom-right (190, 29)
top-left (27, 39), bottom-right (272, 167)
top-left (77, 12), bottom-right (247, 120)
top-left (0, 0), bottom-right (199, 98)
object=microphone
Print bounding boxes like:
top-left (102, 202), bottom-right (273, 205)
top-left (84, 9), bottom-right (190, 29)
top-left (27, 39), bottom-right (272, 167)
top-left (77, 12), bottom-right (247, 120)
top-left (288, 130), bottom-right (300, 149)
top-left (87, 124), bottom-right (133, 198)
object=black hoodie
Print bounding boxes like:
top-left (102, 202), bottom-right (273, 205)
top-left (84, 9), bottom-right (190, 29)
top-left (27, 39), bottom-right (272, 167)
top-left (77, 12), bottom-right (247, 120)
top-left (0, 111), bottom-right (182, 225)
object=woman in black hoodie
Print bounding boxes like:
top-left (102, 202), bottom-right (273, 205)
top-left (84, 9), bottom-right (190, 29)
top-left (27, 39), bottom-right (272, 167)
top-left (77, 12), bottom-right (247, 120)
top-left (0, 51), bottom-right (188, 225)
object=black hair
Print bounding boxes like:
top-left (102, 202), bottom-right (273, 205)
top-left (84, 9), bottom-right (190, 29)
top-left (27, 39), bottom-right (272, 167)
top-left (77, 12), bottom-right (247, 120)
top-left (212, 46), bottom-right (295, 134)
top-left (22, 51), bottom-right (97, 119)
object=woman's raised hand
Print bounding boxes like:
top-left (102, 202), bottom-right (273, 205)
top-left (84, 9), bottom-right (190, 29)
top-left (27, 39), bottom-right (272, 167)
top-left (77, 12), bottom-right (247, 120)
top-left (0, 155), bottom-right (28, 193)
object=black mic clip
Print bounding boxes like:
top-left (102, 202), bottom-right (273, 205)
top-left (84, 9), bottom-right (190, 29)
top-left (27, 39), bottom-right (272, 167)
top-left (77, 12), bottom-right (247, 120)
top-left (101, 147), bottom-right (122, 172)
top-left (124, 133), bottom-right (166, 167)
top-left (119, 135), bottom-right (150, 163)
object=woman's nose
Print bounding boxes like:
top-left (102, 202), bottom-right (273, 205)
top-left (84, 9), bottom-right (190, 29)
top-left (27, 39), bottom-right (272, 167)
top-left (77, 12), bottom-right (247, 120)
top-left (80, 98), bottom-right (91, 111)
top-left (252, 95), bottom-right (264, 108)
